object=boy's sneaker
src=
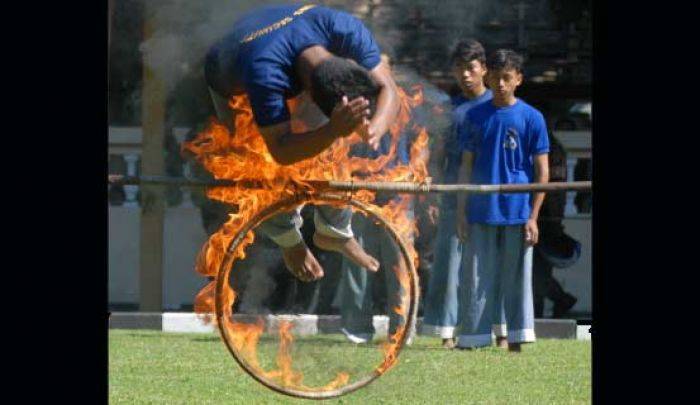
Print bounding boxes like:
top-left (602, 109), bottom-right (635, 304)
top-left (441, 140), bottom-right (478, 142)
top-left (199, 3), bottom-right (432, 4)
top-left (341, 328), bottom-right (372, 344)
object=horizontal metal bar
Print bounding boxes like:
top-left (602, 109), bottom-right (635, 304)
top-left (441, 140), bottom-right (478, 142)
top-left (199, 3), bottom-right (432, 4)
top-left (108, 175), bottom-right (591, 194)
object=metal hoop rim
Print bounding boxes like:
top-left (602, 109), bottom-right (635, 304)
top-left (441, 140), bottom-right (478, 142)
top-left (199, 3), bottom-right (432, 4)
top-left (213, 192), bottom-right (419, 399)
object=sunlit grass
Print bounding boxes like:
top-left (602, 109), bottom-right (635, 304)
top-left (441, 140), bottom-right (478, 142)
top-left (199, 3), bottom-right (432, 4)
top-left (109, 329), bottom-right (590, 404)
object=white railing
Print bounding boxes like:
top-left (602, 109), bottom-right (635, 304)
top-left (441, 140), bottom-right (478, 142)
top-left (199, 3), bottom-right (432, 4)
top-left (555, 130), bottom-right (592, 218)
top-left (108, 126), bottom-right (193, 208)
top-left (109, 126), bottom-right (207, 311)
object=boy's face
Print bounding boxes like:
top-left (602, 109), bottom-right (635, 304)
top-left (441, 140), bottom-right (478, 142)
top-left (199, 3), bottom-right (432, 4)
top-left (452, 59), bottom-right (487, 94)
top-left (486, 68), bottom-right (522, 101)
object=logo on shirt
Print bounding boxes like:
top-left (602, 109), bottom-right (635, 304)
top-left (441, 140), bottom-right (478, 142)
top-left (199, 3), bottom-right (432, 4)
top-left (504, 128), bottom-right (518, 150)
top-left (240, 4), bottom-right (317, 44)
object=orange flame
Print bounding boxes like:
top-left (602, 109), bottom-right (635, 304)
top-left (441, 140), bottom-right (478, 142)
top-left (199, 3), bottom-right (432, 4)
top-left (184, 84), bottom-right (428, 391)
top-left (376, 263), bottom-right (412, 375)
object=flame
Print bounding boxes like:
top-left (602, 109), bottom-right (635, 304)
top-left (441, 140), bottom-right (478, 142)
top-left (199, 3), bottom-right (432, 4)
top-left (183, 84), bottom-right (428, 391)
top-left (375, 263), bottom-right (412, 375)
top-left (219, 318), bottom-right (351, 391)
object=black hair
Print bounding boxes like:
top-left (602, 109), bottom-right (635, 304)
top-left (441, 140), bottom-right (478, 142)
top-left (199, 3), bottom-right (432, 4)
top-left (450, 39), bottom-right (486, 65)
top-left (486, 49), bottom-right (524, 73)
top-left (309, 56), bottom-right (381, 118)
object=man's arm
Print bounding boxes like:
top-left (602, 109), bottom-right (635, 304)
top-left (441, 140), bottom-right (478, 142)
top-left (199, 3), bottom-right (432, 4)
top-left (365, 61), bottom-right (400, 150)
top-left (456, 150), bottom-right (474, 241)
top-left (524, 153), bottom-right (550, 245)
top-left (258, 96), bottom-right (370, 165)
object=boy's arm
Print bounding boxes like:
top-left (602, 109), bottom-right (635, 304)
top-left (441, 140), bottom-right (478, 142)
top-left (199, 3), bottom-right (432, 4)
top-left (258, 96), bottom-right (370, 165)
top-left (456, 150), bottom-right (474, 241)
top-left (364, 61), bottom-right (400, 150)
top-left (524, 153), bottom-right (550, 245)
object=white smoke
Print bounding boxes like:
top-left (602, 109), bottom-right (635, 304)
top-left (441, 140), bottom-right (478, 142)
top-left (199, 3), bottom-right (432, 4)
top-left (137, 0), bottom-right (288, 91)
top-left (234, 240), bottom-right (285, 315)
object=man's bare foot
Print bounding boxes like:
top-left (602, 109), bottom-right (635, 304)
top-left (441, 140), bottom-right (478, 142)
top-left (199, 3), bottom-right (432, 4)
top-left (281, 242), bottom-right (324, 282)
top-left (442, 338), bottom-right (456, 349)
top-left (312, 233), bottom-right (380, 272)
top-left (508, 342), bottom-right (522, 352)
top-left (496, 336), bottom-right (508, 349)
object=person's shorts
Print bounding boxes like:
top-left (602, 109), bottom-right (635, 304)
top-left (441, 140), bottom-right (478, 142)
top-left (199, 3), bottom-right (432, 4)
top-left (204, 40), bottom-right (241, 100)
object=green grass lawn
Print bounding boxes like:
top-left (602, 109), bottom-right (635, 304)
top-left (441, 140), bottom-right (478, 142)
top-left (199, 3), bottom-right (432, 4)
top-left (109, 329), bottom-right (590, 404)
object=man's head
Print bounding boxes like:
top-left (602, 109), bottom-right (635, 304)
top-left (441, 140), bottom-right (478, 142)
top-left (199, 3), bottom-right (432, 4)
top-left (309, 56), bottom-right (380, 118)
top-left (450, 39), bottom-right (487, 96)
top-left (485, 49), bottom-right (524, 103)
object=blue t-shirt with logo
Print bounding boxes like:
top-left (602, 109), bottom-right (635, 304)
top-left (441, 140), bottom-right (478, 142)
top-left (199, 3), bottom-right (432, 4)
top-left (205, 4), bottom-right (381, 127)
top-left (459, 99), bottom-right (550, 225)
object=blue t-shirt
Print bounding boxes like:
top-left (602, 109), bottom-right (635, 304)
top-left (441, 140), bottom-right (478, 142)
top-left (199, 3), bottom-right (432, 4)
top-left (459, 99), bottom-right (550, 225)
top-left (205, 4), bottom-right (381, 127)
top-left (445, 90), bottom-right (493, 184)
top-left (440, 90), bottom-right (493, 210)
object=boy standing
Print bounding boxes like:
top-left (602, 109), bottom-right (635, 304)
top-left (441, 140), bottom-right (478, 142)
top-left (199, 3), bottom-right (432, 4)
top-left (455, 49), bottom-right (550, 352)
top-left (422, 39), bottom-right (501, 349)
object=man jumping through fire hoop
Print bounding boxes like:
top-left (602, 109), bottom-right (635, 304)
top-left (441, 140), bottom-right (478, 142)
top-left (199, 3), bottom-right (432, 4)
top-left (203, 4), bottom-right (401, 282)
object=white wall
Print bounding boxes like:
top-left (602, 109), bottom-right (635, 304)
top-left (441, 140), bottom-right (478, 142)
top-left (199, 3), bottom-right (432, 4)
top-left (162, 206), bottom-right (211, 310)
top-left (108, 207), bottom-right (140, 304)
top-left (109, 204), bottom-right (211, 310)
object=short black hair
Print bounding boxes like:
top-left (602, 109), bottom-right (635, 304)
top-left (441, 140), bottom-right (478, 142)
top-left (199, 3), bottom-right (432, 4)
top-left (310, 56), bottom-right (380, 118)
top-left (486, 49), bottom-right (524, 73)
top-left (450, 39), bottom-right (486, 65)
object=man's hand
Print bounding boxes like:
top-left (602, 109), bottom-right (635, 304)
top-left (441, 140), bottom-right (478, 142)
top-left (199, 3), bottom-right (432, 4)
top-left (457, 216), bottom-right (469, 242)
top-left (328, 96), bottom-right (371, 139)
top-left (427, 205), bottom-right (440, 225)
top-left (358, 118), bottom-right (381, 149)
top-left (358, 119), bottom-right (383, 150)
top-left (524, 219), bottom-right (539, 246)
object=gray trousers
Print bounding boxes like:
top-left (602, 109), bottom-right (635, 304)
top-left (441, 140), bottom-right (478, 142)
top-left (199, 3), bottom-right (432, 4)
top-left (338, 211), bottom-right (415, 338)
top-left (422, 202), bottom-right (506, 338)
top-left (421, 202), bottom-right (462, 338)
top-left (208, 88), bottom-right (354, 247)
top-left (456, 224), bottom-right (535, 347)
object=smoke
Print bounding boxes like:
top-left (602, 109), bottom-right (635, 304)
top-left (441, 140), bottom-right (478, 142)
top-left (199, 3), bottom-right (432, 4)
top-left (137, 0), bottom-right (288, 92)
top-left (115, 0), bottom-right (497, 125)
top-left (392, 64), bottom-right (452, 140)
top-left (134, 0), bottom-right (494, 92)
top-left (234, 240), bottom-right (284, 315)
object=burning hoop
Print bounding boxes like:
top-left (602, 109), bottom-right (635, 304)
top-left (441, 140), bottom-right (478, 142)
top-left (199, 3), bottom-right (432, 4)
top-left (213, 192), bottom-right (418, 399)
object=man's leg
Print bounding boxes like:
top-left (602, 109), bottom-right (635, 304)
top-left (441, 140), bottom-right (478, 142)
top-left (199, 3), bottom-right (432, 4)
top-left (312, 205), bottom-right (379, 272)
top-left (206, 87), bottom-right (323, 282)
top-left (381, 205), bottom-right (416, 345)
top-left (493, 303), bottom-right (508, 349)
top-left (422, 203), bottom-right (461, 348)
top-left (456, 224), bottom-right (501, 349)
top-left (532, 248), bottom-right (548, 318)
top-left (339, 213), bottom-right (377, 343)
top-left (492, 227), bottom-right (508, 348)
top-left (501, 225), bottom-right (536, 352)
top-left (257, 206), bottom-right (324, 282)
top-left (548, 277), bottom-right (578, 318)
